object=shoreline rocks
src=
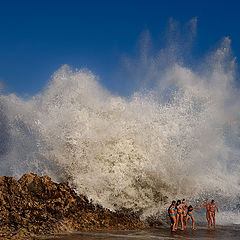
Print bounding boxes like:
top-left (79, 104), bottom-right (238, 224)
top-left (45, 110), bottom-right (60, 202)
top-left (0, 173), bottom-right (149, 239)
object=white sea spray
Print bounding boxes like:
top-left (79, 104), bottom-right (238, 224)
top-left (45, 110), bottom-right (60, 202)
top-left (0, 20), bottom-right (239, 223)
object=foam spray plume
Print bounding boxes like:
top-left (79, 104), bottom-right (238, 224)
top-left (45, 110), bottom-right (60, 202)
top-left (0, 20), bottom-right (240, 225)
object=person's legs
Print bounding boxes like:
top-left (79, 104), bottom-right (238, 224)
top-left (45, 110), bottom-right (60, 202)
top-left (208, 212), bottom-right (213, 228)
top-left (208, 211), bottom-right (213, 226)
top-left (172, 216), bottom-right (176, 231)
top-left (191, 215), bottom-right (195, 230)
top-left (170, 216), bottom-right (173, 230)
top-left (206, 211), bottom-right (210, 222)
top-left (176, 214), bottom-right (179, 230)
top-left (185, 215), bottom-right (189, 229)
top-left (212, 213), bottom-right (216, 229)
top-left (183, 212), bottom-right (186, 228)
top-left (180, 214), bottom-right (184, 230)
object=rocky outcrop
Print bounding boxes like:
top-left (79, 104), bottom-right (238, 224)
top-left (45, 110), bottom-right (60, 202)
top-left (0, 173), bottom-right (148, 239)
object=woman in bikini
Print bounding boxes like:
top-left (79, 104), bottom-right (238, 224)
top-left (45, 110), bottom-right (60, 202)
top-left (168, 200), bottom-right (177, 231)
top-left (182, 199), bottom-right (188, 222)
top-left (175, 200), bottom-right (184, 230)
top-left (185, 205), bottom-right (201, 230)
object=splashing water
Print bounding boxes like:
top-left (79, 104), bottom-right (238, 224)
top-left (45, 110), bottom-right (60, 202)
top-left (0, 20), bottom-right (240, 224)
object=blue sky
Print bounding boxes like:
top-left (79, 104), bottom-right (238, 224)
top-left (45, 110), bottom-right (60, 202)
top-left (0, 0), bottom-right (240, 96)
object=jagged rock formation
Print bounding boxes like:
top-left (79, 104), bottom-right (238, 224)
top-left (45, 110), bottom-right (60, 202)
top-left (0, 173), bottom-right (148, 239)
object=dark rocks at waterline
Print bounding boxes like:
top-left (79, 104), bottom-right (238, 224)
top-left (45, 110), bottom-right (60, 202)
top-left (0, 173), bottom-right (149, 239)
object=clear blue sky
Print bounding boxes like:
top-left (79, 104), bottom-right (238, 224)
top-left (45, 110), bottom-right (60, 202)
top-left (0, 0), bottom-right (240, 96)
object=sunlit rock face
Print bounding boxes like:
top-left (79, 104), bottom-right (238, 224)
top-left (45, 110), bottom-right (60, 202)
top-left (0, 173), bottom-right (148, 239)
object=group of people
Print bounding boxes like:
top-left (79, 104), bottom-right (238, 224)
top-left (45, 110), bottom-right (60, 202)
top-left (168, 199), bottom-right (219, 231)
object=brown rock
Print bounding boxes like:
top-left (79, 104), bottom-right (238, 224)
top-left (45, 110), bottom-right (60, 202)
top-left (0, 173), bottom-right (149, 239)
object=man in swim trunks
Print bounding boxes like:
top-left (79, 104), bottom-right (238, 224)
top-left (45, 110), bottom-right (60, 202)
top-left (168, 200), bottom-right (176, 231)
top-left (175, 200), bottom-right (184, 230)
top-left (200, 199), bottom-right (211, 228)
top-left (209, 200), bottom-right (219, 229)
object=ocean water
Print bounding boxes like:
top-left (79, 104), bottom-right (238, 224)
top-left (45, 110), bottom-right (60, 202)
top-left (39, 226), bottom-right (240, 240)
top-left (0, 19), bottom-right (240, 226)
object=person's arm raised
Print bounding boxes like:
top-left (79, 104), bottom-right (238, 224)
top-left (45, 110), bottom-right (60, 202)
top-left (193, 206), bottom-right (201, 210)
top-left (200, 202), bottom-right (206, 208)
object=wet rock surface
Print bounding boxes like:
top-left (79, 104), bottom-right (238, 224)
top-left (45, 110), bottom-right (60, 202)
top-left (0, 173), bottom-right (149, 239)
